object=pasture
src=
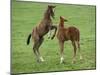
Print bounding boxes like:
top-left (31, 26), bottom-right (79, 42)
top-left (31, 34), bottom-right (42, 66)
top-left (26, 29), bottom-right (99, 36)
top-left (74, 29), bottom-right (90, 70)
top-left (12, 0), bottom-right (96, 74)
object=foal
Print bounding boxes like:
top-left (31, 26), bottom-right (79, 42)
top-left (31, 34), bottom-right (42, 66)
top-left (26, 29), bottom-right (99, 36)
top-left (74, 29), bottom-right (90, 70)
top-left (27, 5), bottom-right (57, 62)
top-left (57, 16), bottom-right (82, 64)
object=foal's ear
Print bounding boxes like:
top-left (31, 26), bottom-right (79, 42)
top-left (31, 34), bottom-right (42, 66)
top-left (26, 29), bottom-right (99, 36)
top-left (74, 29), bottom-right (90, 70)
top-left (48, 5), bottom-right (50, 7)
top-left (60, 16), bottom-right (62, 19)
top-left (52, 6), bottom-right (56, 8)
top-left (48, 5), bottom-right (56, 8)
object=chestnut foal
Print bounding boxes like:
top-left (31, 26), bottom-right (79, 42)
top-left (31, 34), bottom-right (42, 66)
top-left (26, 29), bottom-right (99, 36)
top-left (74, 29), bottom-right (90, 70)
top-left (57, 16), bottom-right (82, 64)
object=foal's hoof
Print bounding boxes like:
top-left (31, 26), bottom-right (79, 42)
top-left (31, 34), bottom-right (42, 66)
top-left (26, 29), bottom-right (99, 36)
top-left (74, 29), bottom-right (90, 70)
top-left (37, 60), bottom-right (44, 63)
top-left (36, 60), bottom-right (41, 63)
top-left (60, 61), bottom-right (65, 64)
top-left (40, 57), bottom-right (45, 62)
top-left (41, 59), bottom-right (45, 62)
top-left (60, 62), bottom-right (66, 64)
top-left (80, 56), bottom-right (83, 60)
top-left (72, 60), bottom-right (76, 64)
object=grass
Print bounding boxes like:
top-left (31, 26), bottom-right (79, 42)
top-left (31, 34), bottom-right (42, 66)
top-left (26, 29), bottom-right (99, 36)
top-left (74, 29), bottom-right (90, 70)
top-left (11, 0), bottom-right (96, 74)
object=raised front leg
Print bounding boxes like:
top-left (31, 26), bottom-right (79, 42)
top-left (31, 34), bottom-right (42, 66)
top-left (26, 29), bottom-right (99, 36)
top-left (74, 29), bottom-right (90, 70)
top-left (47, 30), bottom-right (52, 39)
top-left (48, 25), bottom-right (57, 39)
top-left (51, 25), bottom-right (57, 39)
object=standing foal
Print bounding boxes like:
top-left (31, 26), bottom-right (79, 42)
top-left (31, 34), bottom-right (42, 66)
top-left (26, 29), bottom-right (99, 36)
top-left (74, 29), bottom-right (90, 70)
top-left (57, 16), bottom-right (82, 64)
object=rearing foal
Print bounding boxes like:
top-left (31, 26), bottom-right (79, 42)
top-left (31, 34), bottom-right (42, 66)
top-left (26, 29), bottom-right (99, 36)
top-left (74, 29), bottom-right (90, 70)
top-left (56, 16), bottom-right (82, 64)
top-left (27, 5), bottom-right (57, 62)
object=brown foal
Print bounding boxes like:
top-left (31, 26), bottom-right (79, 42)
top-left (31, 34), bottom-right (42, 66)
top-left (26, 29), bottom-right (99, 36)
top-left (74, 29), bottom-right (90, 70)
top-left (27, 5), bottom-right (57, 62)
top-left (56, 16), bottom-right (82, 64)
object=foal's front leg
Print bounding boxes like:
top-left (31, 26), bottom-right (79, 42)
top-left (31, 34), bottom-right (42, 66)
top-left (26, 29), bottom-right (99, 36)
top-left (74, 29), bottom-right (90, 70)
top-left (59, 41), bottom-right (64, 64)
top-left (47, 25), bottom-right (57, 39)
top-left (47, 25), bottom-right (52, 39)
top-left (47, 30), bottom-right (52, 39)
top-left (51, 25), bottom-right (57, 39)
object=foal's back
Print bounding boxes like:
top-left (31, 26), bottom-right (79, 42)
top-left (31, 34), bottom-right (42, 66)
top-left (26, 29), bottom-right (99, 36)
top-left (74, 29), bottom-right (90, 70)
top-left (65, 26), bottom-right (80, 41)
top-left (57, 26), bottom-right (80, 41)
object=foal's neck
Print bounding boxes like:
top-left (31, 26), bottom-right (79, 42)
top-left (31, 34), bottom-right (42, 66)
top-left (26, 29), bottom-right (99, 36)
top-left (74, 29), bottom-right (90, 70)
top-left (59, 20), bottom-right (64, 28)
top-left (43, 9), bottom-right (51, 20)
top-left (44, 14), bottom-right (51, 20)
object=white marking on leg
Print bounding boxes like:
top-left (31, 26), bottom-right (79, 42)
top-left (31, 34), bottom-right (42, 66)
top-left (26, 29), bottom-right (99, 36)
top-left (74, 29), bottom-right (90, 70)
top-left (72, 57), bottom-right (75, 64)
top-left (48, 30), bottom-right (52, 39)
top-left (60, 57), bottom-right (64, 64)
top-left (80, 55), bottom-right (83, 60)
top-left (40, 56), bottom-right (44, 62)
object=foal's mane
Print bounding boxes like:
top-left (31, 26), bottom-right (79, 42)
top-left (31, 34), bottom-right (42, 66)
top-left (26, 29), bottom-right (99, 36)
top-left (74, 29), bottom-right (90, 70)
top-left (44, 7), bottom-right (51, 19)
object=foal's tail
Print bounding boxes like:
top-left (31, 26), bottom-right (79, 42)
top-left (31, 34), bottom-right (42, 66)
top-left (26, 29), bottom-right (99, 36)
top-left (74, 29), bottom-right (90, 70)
top-left (77, 29), bottom-right (80, 42)
top-left (27, 33), bottom-right (31, 45)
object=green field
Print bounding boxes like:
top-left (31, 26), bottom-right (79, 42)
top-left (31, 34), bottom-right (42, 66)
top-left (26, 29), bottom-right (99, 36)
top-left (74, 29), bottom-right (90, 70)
top-left (12, 0), bottom-right (96, 74)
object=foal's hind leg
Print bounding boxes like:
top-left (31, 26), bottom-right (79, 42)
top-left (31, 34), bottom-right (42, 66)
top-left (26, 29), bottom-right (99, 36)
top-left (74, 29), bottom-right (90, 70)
top-left (33, 41), bottom-right (40, 62)
top-left (33, 38), bottom-right (44, 62)
top-left (76, 41), bottom-right (82, 60)
top-left (36, 38), bottom-right (44, 62)
top-left (71, 41), bottom-right (77, 63)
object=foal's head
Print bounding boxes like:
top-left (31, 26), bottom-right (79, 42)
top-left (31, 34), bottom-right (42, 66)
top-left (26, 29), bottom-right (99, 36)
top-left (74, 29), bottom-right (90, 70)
top-left (60, 16), bottom-right (68, 22)
top-left (59, 16), bottom-right (68, 27)
top-left (47, 5), bottom-right (56, 19)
